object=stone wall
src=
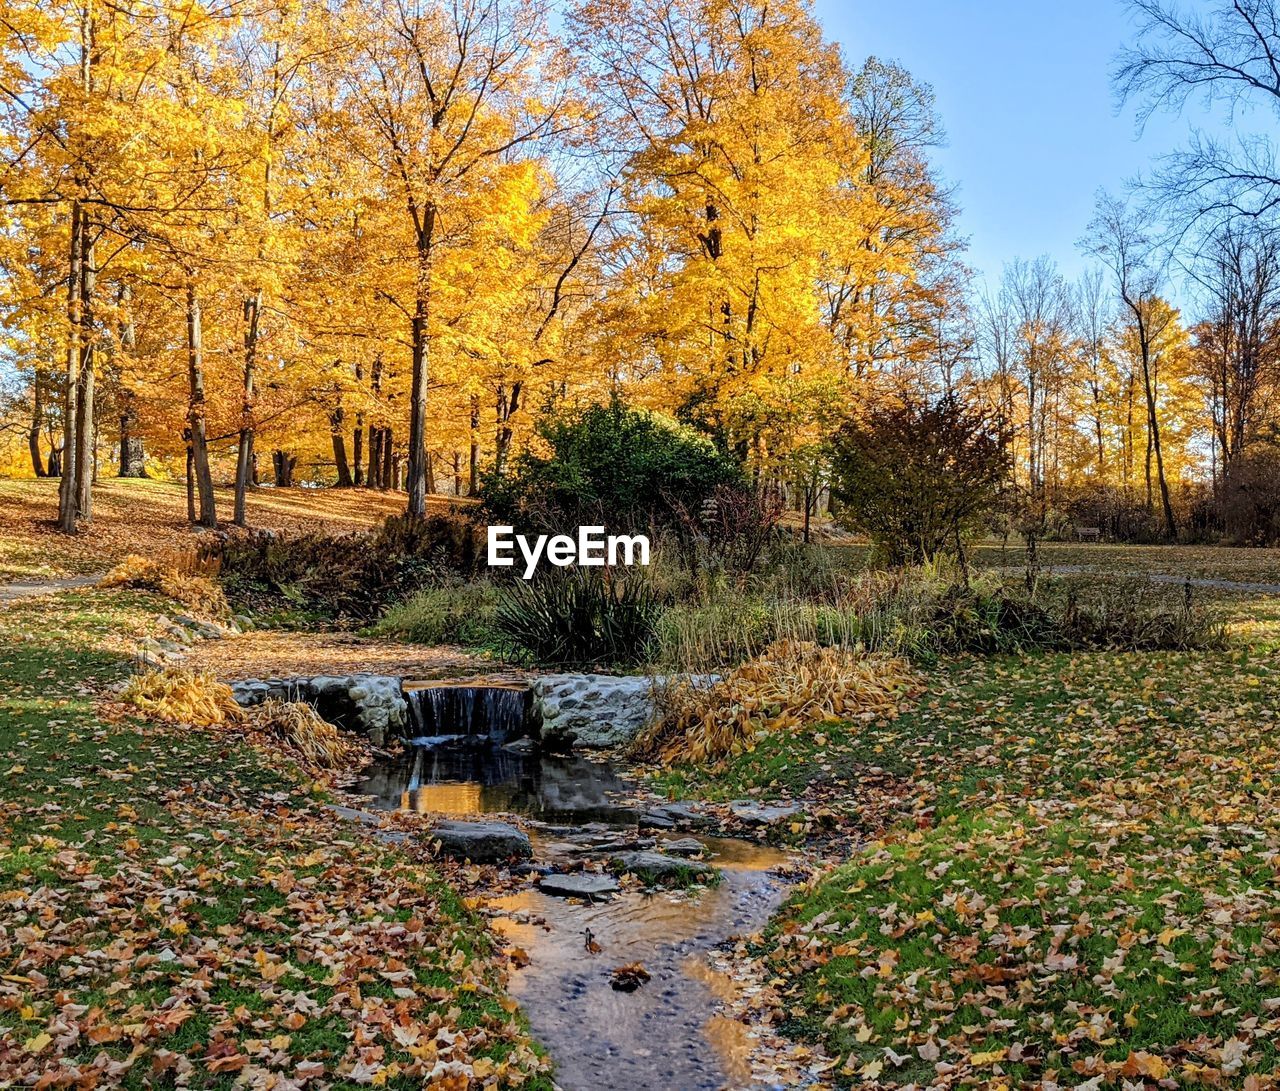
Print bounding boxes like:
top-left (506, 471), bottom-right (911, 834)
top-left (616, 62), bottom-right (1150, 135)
top-left (228, 671), bottom-right (711, 750)
top-left (532, 674), bottom-right (715, 748)
top-left (230, 674), bottom-right (407, 745)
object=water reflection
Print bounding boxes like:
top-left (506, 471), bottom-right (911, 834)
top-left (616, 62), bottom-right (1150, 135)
top-left (347, 722), bottom-right (799, 1089)
top-left (354, 743), bottom-right (638, 823)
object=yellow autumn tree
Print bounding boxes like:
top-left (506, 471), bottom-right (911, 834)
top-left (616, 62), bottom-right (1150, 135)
top-left (320, 0), bottom-right (577, 515)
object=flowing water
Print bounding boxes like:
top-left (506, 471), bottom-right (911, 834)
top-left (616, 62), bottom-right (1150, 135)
top-left (351, 684), bottom-right (797, 1090)
top-left (487, 838), bottom-right (792, 1091)
top-left (403, 682), bottom-right (533, 741)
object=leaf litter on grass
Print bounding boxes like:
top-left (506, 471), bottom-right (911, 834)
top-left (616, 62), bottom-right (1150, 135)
top-left (0, 588), bottom-right (550, 1089)
top-left (755, 648), bottom-right (1280, 1089)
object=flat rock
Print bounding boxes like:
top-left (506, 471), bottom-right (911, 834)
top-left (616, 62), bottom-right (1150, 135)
top-left (660, 837), bottom-right (707, 857)
top-left (728, 801), bottom-right (802, 825)
top-left (608, 850), bottom-right (714, 882)
top-left (638, 809), bottom-right (677, 830)
top-left (660, 802), bottom-right (713, 827)
top-left (430, 820), bottom-right (532, 864)
top-left (538, 873), bottom-right (620, 898)
top-left (537, 841), bottom-right (584, 858)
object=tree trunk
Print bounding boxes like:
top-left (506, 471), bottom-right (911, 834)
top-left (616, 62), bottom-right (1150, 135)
top-left (28, 371), bottom-right (46, 477)
top-left (58, 12), bottom-right (93, 533)
top-left (353, 414), bottom-right (364, 486)
top-left (405, 209), bottom-right (436, 517)
top-left (116, 283), bottom-right (145, 477)
top-left (494, 381), bottom-right (521, 477)
top-left (186, 282), bottom-right (217, 528)
top-left (57, 200), bottom-right (83, 534)
top-left (382, 428), bottom-right (393, 491)
top-left (406, 289), bottom-right (429, 512)
top-left (331, 406), bottom-right (353, 486)
top-left (73, 212), bottom-right (95, 521)
top-left (1139, 340), bottom-right (1177, 538)
top-left (185, 434), bottom-right (195, 522)
top-left (353, 360), bottom-right (364, 486)
top-left (468, 396), bottom-right (480, 496)
top-left (368, 427), bottom-right (384, 489)
top-left (118, 410), bottom-right (146, 477)
top-left (272, 450), bottom-right (296, 487)
top-left (234, 291), bottom-right (260, 527)
top-left (452, 451), bottom-right (462, 496)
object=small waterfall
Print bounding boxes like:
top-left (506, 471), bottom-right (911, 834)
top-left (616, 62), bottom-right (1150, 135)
top-left (406, 684), bottom-right (532, 743)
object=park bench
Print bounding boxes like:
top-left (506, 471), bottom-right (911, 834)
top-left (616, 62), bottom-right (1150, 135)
top-left (1075, 526), bottom-right (1101, 542)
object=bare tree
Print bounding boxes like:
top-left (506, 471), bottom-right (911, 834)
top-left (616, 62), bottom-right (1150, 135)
top-left (997, 257), bottom-right (1074, 500)
top-left (978, 284), bottom-right (1018, 483)
top-left (1075, 266), bottom-right (1112, 478)
top-left (1085, 193), bottom-right (1179, 538)
top-left (1117, 0), bottom-right (1280, 226)
top-left (1191, 217), bottom-right (1280, 475)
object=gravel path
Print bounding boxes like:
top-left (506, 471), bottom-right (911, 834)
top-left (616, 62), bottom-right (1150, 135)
top-left (0, 574), bottom-right (99, 605)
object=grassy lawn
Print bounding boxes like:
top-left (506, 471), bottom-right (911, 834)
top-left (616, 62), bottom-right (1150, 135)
top-left (820, 539), bottom-right (1280, 586)
top-left (971, 540), bottom-right (1280, 584)
top-left (687, 628), bottom-right (1280, 1085)
top-left (0, 588), bottom-right (548, 1088)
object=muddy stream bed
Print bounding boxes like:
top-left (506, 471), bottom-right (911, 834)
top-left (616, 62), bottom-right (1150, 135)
top-left (350, 734), bottom-right (802, 1090)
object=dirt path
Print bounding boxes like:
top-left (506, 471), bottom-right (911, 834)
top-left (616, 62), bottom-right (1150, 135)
top-left (183, 629), bottom-right (504, 681)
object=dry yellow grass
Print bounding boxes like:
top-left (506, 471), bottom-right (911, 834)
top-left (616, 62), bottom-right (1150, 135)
top-left (636, 639), bottom-right (922, 765)
top-left (121, 667), bottom-right (243, 727)
top-left (0, 477), bottom-right (467, 581)
top-left (121, 668), bottom-right (360, 770)
top-left (99, 552), bottom-right (230, 618)
top-left (246, 698), bottom-right (362, 768)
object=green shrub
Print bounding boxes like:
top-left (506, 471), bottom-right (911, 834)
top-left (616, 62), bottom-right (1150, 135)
top-left (482, 398), bottom-right (745, 534)
top-left (493, 570), bottom-right (663, 668)
top-left (371, 581), bottom-right (501, 647)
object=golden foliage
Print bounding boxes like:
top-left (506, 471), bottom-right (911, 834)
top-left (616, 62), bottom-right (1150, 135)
top-left (637, 639), bottom-right (921, 765)
top-left (99, 552), bottom-right (229, 619)
top-left (243, 699), bottom-right (361, 769)
top-left (121, 667), bottom-right (243, 727)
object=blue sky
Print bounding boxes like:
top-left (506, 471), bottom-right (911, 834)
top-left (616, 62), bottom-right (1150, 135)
top-left (814, 0), bottom-right (1212, 292)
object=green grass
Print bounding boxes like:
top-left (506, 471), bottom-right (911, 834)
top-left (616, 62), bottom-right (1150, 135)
top-left (729, 640), bottom-right (1280, 1087)
top-left (368, 580), bottom-right (503, 649)
top-left (0, 587), bottom-right (552, 1088)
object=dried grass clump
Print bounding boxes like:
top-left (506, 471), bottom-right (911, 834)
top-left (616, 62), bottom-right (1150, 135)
top-left (100, 552), bottom-right (230, 619)
top-left (635, 639), bottom-right (921, 765)
top-left (243, 698), bottom-right (361, 769)
top-left (122, 671), bottom-right (360, 770)
top-left (121, 667), bottom-right (242, 727)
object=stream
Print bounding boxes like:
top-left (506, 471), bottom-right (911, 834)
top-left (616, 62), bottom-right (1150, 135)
top-left (352, 730), bottom-right (798, 1090)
